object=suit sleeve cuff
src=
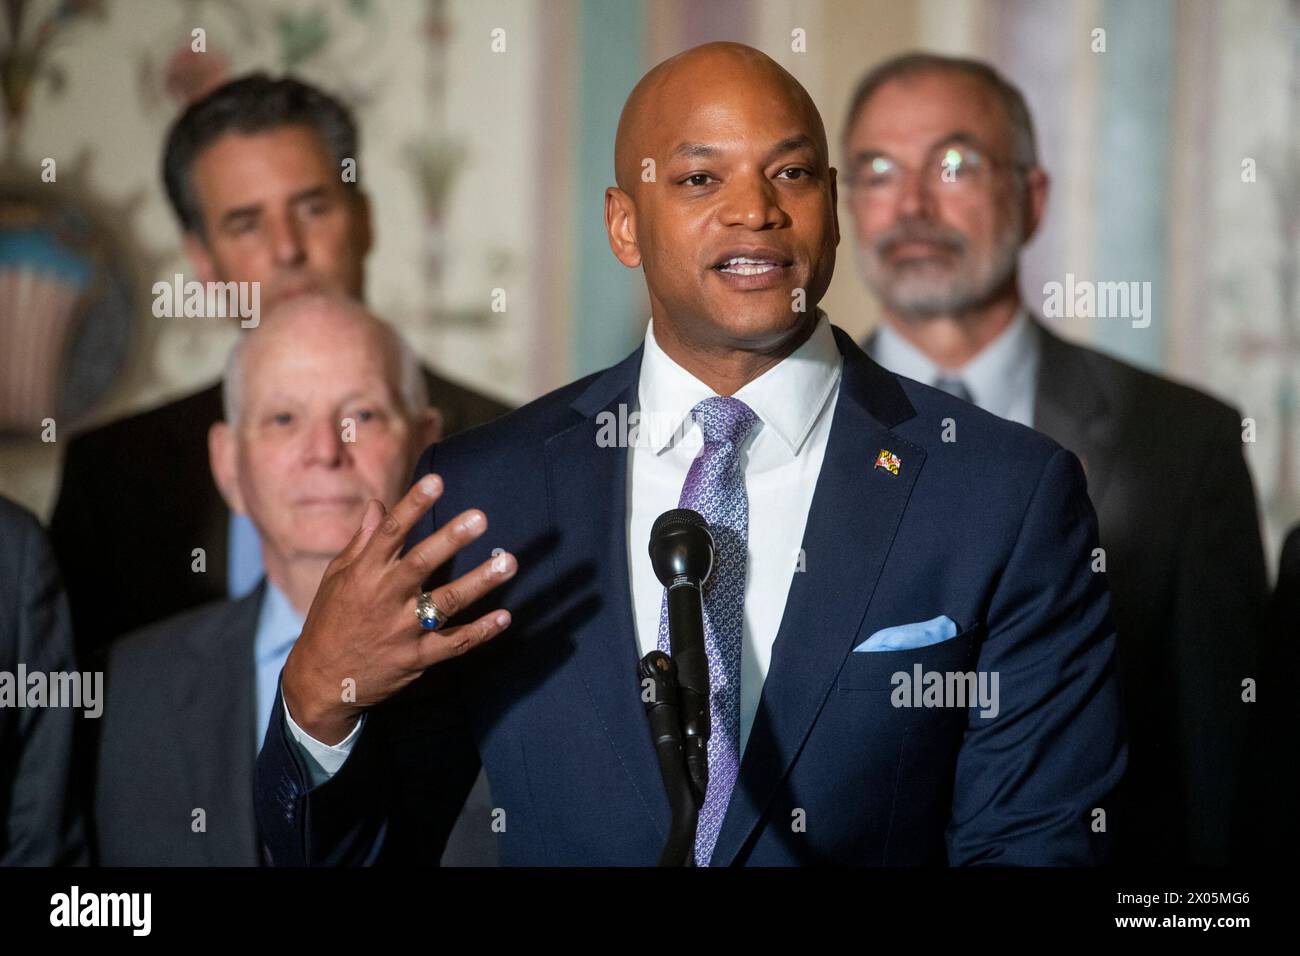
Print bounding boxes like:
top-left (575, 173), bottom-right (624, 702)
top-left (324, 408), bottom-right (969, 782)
top-left (281, 687), bottom-right (365, 787)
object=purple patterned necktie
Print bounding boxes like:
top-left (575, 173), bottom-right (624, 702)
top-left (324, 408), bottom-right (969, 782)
top-left (656, 395), bottom-right (759, 866)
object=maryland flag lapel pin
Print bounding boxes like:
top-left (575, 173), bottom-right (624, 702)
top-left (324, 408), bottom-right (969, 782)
top-left (874, 449), bottom-right (902, 476)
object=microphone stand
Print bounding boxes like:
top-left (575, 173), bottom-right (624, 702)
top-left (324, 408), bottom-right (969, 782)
top-left (664, 580), bottom-right (711, 813)
top-left (643, 507), bottom-right (714, 866)
top-left (638, 651), bottom-right (701, 866)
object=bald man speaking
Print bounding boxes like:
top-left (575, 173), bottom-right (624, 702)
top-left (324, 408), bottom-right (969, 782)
top-left (256, 43), bottom-right (1125, 866)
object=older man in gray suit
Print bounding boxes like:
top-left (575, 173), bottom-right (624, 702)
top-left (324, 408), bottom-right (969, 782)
top-left (92, 295), bottom-right (492, 865)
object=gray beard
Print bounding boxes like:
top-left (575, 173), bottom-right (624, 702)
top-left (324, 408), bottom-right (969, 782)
top-left (856, 227), bottom-right (1023, 321)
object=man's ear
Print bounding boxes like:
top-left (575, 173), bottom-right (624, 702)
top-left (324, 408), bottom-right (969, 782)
top-left (605, 187), bottom-right (642, 268)
top-left (1022, 167), bottom-right (1050, 243)
top-left (183, 231), bottom-right (218, 285)
top-left (208, 421), bottom-right (247, 515)
top-left (829, 166), bottom-right (841, 247)
top-left (418, 407), bottom-right (444, 448)
top-left (354, 190), bottom-right (374, 258)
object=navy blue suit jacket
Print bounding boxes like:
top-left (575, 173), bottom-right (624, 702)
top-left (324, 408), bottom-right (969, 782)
top-left (256, 326), bottom-right (1126, 866)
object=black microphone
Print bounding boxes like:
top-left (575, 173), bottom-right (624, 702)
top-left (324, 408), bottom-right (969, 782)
top-left (649, 508), bottom-right (714, 804)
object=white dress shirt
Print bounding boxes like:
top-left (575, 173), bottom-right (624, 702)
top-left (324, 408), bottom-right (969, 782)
top-left (868, 308), bottom-right (1039, 427)
top-left (286, 312), bottom-right (844, 781)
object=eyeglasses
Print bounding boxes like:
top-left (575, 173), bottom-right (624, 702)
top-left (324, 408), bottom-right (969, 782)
top-left (846, 142), bottom-right (1026, 199)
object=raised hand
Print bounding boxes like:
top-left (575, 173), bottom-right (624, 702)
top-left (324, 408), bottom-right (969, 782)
top-left (280, 473), bottom-right (516, 744)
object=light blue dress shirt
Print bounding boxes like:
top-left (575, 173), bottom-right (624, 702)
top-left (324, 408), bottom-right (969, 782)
top-left (253, 580), bottom-right (305, 754)
top-left (868, 308), bottom-right (1040, 428)
top-left (229, 512), bottom-right (264, 599)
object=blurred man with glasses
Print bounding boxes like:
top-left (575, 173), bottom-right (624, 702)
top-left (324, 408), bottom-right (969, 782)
top-left (843, 53), bottom-right (1269, 866)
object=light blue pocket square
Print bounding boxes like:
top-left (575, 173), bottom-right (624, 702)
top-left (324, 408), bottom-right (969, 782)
top-left (853, 615), bottom-right (958, 652)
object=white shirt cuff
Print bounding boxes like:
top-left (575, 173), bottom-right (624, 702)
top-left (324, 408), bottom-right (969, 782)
top-left (281, 687), bottom-right (365, 787)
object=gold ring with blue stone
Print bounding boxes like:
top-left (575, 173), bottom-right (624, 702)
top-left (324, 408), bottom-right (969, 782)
top-left (415, 591), bottom-right (445, 630)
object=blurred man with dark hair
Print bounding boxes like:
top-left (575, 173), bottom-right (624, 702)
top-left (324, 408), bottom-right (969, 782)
top-left (51, 74), bottom-right (509, 652)
top-left (842, 51), bottom-right (1269, 865)
top-left (160, 73), bottom-right (371, 310)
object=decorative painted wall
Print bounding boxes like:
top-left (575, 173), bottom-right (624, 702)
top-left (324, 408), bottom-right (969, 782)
top-left (1, 0), bottom-right (1294, 576)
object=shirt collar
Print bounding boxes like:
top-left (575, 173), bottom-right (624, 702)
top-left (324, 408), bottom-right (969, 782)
top-left (254, 579), bottom-right (305, 664)
top-left (638, 309), bottom-right (842, 457)
top-left (871, 308), bottom-right (1038, 417)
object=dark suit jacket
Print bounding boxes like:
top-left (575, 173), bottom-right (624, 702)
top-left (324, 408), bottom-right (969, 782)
top-left (1029, 319), bottom-right (1269, 865)
top-left (50, 367), bottom-right (509, 654)
top-left (256, 326), bottom-right (1126, 866)
top-left (1244, 524), bottom-right (1300, 863)
top-left (92, 579), bottom-right (499, 866)
top-left (94, 584), bottom-right (265, 866)
top-left (0, 496), bottom-right (88, 865)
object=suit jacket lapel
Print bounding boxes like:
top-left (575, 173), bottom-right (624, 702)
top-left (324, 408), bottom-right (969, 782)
top-left (542, 348), bottom-right (672, 838)
top-left (871, 317), bottom-right (1119, 507)
top-left (1031, 318), bottom-right (1120, 510)
top-left (710, 327), bottom-right (923, 865)
top-left (172, 582), bottom-right (264, 865)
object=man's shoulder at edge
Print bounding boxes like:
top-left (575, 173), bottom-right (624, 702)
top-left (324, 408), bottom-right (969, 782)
top-left (1037, 318), bottom-right (1244, 435)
